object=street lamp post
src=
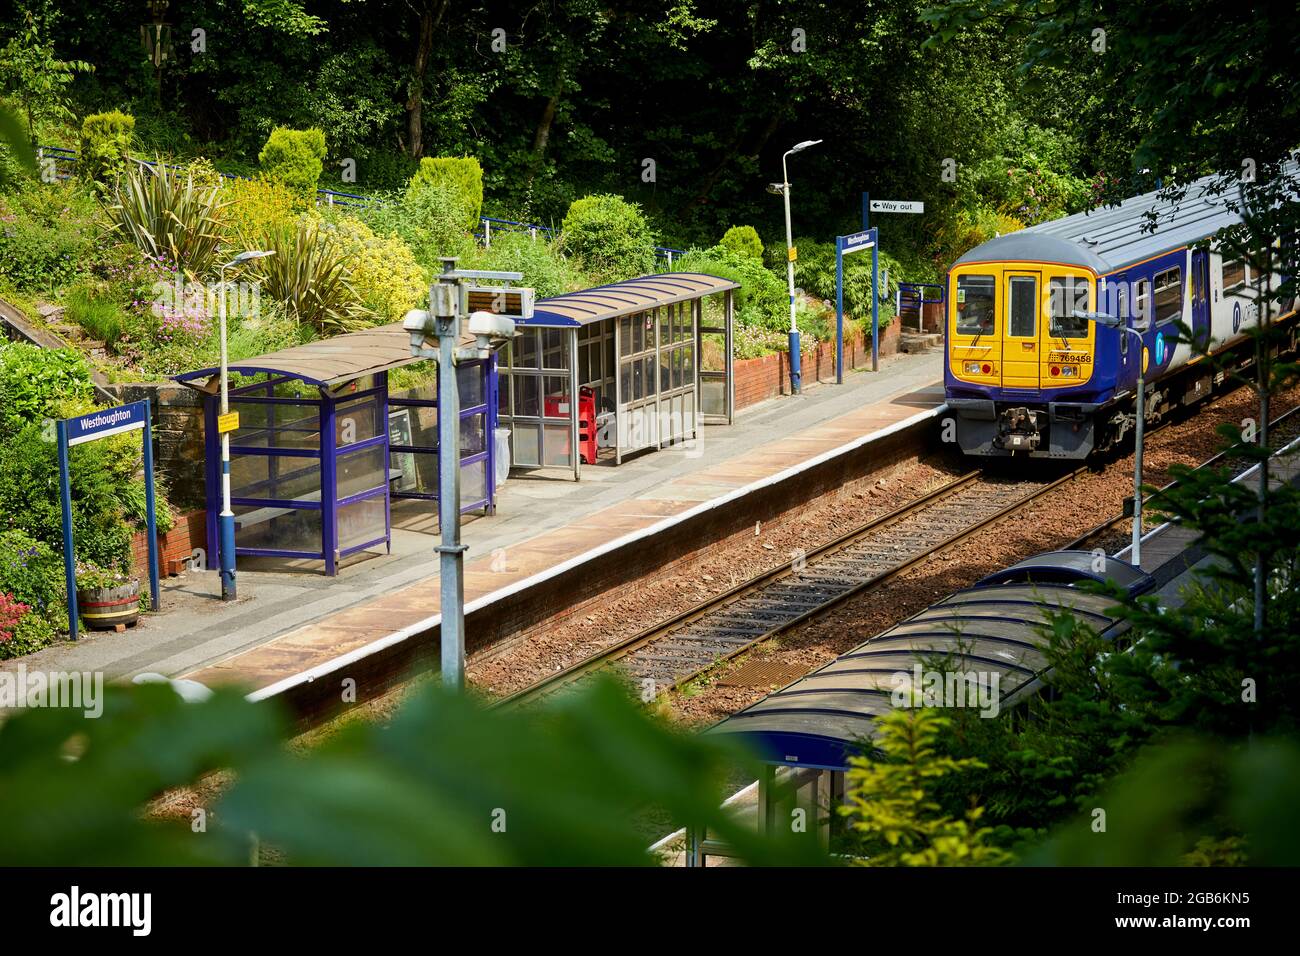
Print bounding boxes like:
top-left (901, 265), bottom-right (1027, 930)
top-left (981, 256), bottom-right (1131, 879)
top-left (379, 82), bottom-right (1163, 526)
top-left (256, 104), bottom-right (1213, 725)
top-left (217, 250), bottom-right (274, 601)
top-left (1076, 309), bottom-right (1148, 565)
top-left (771, 139), bottom-right (821, 395)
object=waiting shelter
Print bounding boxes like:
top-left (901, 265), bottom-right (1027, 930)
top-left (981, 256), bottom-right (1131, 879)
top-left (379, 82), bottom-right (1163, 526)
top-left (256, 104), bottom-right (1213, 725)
top-left (497, 273), bottom-right (739, 477)
top-left (175, 322), bottom-right (498, 575)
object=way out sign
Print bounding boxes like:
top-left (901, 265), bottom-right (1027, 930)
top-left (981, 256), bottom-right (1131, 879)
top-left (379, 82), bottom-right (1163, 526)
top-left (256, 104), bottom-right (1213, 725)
top-left (869, 199), bottom-right (924, 214)
top-left (56, 400), bottom-right (161, 641)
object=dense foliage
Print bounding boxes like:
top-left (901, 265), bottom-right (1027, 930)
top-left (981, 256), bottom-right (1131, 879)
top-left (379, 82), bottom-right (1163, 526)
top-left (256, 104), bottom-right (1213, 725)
top-left (257, 126), bottom-right (326, 210)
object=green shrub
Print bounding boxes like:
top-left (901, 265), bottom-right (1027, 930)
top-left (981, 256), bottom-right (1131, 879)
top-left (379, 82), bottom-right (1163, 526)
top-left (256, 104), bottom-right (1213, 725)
top-left (560, 194), bottom-right (657, 281)
top-left (0, 183), bottom-right (98, 292)
top-left (65, 286), bottom-right (127, 350)
top-left (319, 216), bottom-right (426, 322)
top-left (0, 342), bottom-right (95, 433)
top-left (0, 529), bottom-right (67, 632)
top-left (78, 110), bottom-right (135, 186)
top-left (720, 225), bottom-right (763, 260)
top-left (464, 231), bottom-right (586, 298)
top-left (672, 245), bottom-right (786, 334)
top-left (223, 175), bottom-right (298, 246)
top-left (408, 156), bottom-right (483, 230)
top-left (0, 605), bottom-right (57, 659)
top-left (108, 159), bottom-right (227, 279)
top-left (258, 127), bottom-right (327, 209)
top-left (358, 184), bottom-right (474, 272)
top-left (248, 217), bottom-right (375, 335)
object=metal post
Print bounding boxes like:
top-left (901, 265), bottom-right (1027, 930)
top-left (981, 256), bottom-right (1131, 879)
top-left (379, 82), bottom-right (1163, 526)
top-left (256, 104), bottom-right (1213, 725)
top-left (871, 234), bottom-right (880, 373)
top-left (782, 153), bottom-right (800, 395)
top-left (57, 420), bottom-right (79, 642)
top-left (862, 191), bottom-right (870, 231)
top-left (218, 265), bottom-right (236, 601)
top-left (724, 291), bottom-right (735, 425)
top-left (1132, 337), bottom-right (1145, 565)
top-left (483, 218), bottom-right (491, 249)
top-left (142, 400), bottom-right (161, 611)
top-left (435, 263), bottom-right (467, 690)
top-left (835, 237), bottom-right (845, 385)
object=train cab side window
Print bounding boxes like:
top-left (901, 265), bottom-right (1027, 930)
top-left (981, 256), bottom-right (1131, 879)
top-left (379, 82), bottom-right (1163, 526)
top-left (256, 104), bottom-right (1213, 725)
top-left (1153, 267), bottom-right (1183, 323)
top-left (1048, 276), bottom-right (1089, 338)
top-left (1118, 285), bottom-right (1130, 355)
top-left (1222, 258), bottom-right (1246, 291)
top-left (955, 275), bottom-right (996, 335)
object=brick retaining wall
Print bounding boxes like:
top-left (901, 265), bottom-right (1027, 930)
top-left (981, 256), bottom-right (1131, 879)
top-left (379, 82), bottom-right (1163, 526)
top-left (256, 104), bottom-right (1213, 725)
top-left (732, 321), bottom-right (901, 412)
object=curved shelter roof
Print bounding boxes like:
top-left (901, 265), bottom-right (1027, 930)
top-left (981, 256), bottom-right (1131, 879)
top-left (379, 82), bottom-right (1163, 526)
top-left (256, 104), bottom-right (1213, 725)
top-left (523, 273), bottom-right (740, 328)
top-left (173, 322), bottom-right (453, 392)
top-left (708, 576), bottom-right (1138, 771)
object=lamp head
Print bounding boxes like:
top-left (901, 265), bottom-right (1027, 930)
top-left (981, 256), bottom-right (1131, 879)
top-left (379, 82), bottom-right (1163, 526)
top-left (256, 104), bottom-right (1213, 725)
top-left (791, 139), bottom-right (823, 153)
top-left (221, 250), bottom-right (274, 270)
top-left (766, 182), bottom-right (787, 195)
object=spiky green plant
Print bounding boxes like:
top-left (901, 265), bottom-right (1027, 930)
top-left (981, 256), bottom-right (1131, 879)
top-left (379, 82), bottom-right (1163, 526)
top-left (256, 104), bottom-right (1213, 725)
top-left (249, 218), bottom-right (376, 336)
top-left (108, 159), bottom-right (227, 279)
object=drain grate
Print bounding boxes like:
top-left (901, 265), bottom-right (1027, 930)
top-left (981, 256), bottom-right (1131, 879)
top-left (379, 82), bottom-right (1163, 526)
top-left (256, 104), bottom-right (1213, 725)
top-left (718, 658), bottom-right (808, 689)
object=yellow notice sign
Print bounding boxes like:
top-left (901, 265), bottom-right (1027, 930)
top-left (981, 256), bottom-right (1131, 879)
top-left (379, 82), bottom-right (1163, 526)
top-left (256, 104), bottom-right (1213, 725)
top-left (787, 246), bottom-right (798, 262)
top-left (217, 411), bottom-right (240, 434)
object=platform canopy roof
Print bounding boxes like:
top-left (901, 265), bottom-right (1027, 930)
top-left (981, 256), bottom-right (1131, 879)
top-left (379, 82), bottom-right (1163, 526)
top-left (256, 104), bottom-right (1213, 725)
top-left (522, 272), bottom-right (739, 328)
top-left (708, 579), bottom-right (1134, 772)
top-left (173, 321), bottom-right (473, 392)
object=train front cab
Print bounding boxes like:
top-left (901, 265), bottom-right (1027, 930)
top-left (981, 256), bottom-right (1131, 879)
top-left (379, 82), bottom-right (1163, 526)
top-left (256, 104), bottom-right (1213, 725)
top-left (946, 259), bottom-right (1102, 458)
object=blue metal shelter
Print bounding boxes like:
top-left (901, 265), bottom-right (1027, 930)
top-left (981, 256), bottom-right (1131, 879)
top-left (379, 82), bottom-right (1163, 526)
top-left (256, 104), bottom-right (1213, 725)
top-left (175, 323), bottom-right (498, 575)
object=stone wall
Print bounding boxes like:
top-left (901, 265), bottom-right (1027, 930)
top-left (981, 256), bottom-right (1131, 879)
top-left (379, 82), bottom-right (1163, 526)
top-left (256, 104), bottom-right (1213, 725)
top-left (106, 382), bottom-right (208, 512)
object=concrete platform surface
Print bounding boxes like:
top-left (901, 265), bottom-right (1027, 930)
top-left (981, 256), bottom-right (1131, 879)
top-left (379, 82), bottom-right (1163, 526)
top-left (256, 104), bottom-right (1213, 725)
top-left (2, 349), bottom-right (943, 691)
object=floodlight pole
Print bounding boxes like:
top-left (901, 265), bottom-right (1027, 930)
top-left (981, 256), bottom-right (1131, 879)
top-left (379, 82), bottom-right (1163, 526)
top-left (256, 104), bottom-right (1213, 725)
top-left (434, 258), bottom-right (467, 691)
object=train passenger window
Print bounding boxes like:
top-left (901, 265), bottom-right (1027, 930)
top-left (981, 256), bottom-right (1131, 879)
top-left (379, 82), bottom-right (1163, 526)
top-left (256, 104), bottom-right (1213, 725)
top-left (1221, 259), bottom-right (1246, 291)
top-left (1133, 279), bottom-right (1150, 324)
top-left (1153, 267), bottom-right (1183, 323)
top-left (1008, 276), bottom-right (1036, 336)
top-left (1048, 276), bottom-right (1089, 337)
top-left (955, 275), bottom-right (995, 335)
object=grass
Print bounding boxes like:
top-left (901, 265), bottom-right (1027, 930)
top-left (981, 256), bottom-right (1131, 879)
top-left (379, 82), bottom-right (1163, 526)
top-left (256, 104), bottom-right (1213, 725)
top-left (65, 288), bottom-right (127, 349)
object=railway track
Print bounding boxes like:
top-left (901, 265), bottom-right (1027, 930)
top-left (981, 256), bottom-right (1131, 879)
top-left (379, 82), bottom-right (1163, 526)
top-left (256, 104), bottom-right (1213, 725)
top-left (500, 464), bottom-right (1087, 709)
top-left (1067, 402), bottom-right (1300, 552)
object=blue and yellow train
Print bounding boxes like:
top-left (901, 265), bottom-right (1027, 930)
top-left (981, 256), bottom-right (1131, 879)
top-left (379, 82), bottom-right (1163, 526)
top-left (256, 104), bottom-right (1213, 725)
top-left (944, 175), bottom-right (1298, 458)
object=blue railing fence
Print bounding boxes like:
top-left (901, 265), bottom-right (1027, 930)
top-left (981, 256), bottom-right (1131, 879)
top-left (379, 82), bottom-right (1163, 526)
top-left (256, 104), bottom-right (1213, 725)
top-left (36, 145), bottom-right (685, 263)
top-left (896, 281), bottom-right (945, 332)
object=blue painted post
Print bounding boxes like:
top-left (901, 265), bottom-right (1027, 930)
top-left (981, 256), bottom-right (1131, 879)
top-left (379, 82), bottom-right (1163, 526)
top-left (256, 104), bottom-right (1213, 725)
top-left (321, 397), bottom-right (337, 576)
top-left (142, 400), bottom-right (161, 611)
top-left (862, 191), bottom-right (870, 231)
top-left (56, 420), bottom-right (79, 642)
top-left (380, 372), bottom-right (392, 555)
top-left (871, 232), bottom-right (880, 373)
top-left (835, 236), bottom-right (845, 385)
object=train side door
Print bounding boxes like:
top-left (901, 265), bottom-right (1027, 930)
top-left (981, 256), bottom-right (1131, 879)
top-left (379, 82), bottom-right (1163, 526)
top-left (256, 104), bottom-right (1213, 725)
top-left (1002, 271), bottom-right (1040, 388)
top-left (1190, 249), bottom-right (1211, 347)
top-left (1113, 273), bottom-right (1136, 389)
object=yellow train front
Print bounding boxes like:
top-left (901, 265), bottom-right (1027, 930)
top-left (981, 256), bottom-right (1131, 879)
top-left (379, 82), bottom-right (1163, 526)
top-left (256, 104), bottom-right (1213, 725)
top-left (944, 173), bottom-right (1295, 458)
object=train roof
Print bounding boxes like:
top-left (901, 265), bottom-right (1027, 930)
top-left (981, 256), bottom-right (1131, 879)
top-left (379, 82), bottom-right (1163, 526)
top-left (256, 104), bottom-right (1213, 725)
top-left (952, 169), bottom-right (1275, 274)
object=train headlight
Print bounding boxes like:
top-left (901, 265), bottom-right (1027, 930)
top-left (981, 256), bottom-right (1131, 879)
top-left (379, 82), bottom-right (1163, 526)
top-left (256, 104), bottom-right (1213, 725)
top-left (1050, 365), bottom-right (1079, 378)
top-left (963, 361), bottom-right (994, 375)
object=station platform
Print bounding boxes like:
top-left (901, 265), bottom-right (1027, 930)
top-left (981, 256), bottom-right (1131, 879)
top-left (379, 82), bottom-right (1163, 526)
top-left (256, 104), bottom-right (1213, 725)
top-left (2, 350), bottom-right (944, 714)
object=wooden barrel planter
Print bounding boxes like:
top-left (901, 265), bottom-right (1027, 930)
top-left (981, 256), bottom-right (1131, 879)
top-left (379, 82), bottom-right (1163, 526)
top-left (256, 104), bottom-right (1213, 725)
top-left (77, 580), bottom-right (141, 630)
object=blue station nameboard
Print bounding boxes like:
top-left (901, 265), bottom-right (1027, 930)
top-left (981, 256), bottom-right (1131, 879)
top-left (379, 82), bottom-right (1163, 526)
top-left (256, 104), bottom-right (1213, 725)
top-left (66, 402), bottom-right (148, 446)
